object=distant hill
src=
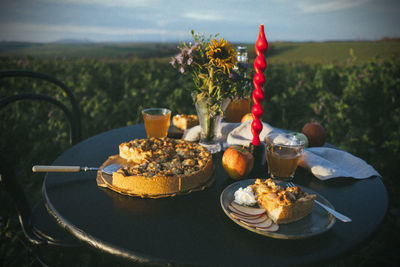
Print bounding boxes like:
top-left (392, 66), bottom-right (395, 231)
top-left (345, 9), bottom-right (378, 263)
top-left (52, 39), bottom-right (93, 44)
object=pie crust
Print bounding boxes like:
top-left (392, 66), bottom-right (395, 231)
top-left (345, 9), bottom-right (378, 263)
top-left (251, 179), bottom-right (316, 224)
top-left (100, 138), bottom-right (214, 197)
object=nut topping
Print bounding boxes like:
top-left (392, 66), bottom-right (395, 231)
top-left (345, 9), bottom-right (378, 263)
top-left (118, 138), bottom-right (211, 178)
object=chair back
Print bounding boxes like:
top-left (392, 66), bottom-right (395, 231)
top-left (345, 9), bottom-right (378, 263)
top-left (0, 70), bottom-right (82, 245)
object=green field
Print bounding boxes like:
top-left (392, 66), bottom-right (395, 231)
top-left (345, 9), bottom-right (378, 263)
top-left (1, 40), bottom-right (400, 64)
top-left (0, 42), bottom-right (179, 59)
top-left (265, 40), bottom-right (400, 64)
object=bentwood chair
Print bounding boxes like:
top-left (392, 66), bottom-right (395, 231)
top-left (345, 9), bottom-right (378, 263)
top-left (0, 70), bottom-right (89, 265)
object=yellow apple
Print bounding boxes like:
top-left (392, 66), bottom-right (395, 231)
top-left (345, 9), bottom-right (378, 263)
top-left (222, 146), bottom-right (254, 180)
top-left (241, 113), bottom-right (253, 123)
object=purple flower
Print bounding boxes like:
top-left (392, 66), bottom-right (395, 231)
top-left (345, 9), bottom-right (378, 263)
top-left (171, 43), bottom-right (200, 74)
top-left (170, 57), bottom-right (177, 66)
top-left (176, 54), bottom-right (184, 64)
top-left (189, 42), bottom-right (200, 54)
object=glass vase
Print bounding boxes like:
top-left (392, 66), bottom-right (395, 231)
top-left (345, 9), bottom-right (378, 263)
top-left (192, 93), bottom-right (230, 153)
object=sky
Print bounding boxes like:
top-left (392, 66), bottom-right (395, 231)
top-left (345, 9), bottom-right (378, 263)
top-left (0, 0), bottom-right (399, 43)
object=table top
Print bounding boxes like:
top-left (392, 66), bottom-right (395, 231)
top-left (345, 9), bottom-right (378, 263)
top-left (43, 124), bottom-right (388, 266)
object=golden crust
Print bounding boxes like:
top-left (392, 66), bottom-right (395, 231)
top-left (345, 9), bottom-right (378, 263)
top-left (172, 114), bottom-right (199, 130)
top-left (251, 179), bottom-right (316, 224)
top-left (112, 138), bottom-right (213, 196)
top-left (112, 157), bottom-right (213, 195)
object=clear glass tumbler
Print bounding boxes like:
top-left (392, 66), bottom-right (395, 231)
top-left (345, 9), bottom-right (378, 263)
top-left (142, 108), bottom-right (171, 138)
top-left (265, 132), bottom-right (305, 181)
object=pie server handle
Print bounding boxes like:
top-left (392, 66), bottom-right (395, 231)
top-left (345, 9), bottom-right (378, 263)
top-left (32, 165), bottom-right (98, 172)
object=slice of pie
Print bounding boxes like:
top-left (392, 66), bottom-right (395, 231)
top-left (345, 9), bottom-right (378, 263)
top-left (251, 178), bottom-right (316, 224)
top-left (172, 114), bottom-right (199, 130)
top-left (111, 138), bottom-right (213, 196)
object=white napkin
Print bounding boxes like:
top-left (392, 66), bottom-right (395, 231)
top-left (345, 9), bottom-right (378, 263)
top-left (226, 121), bottom-right (281, 146)
top-left (299, 147), bottom-right (381, 180)
top-left (183, 121), bottom-right (279, 146)
top-left (182, 122), bottom-right (241, 142)
top-left (183, 121), bottom-right (381, 180)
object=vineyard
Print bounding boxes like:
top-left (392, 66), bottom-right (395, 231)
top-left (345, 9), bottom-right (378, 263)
top-left (1, 41), bottom-right (400, 266)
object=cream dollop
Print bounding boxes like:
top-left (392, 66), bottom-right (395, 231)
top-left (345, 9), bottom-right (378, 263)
top-left (234, 186), bottom-right (257, 206)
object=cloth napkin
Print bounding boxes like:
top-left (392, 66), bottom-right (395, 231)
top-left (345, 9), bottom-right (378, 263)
top-left (299, 148), bottom-right (381, 180)
top-left (183, 121), bottom-right (381, 180)
top-left (183, 121), bottom-right (280, 145)
top-left (182, 122), bottom-right (241, 143)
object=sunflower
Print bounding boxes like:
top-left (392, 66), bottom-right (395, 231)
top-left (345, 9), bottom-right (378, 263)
top-left (206, 38), bottom-right (237, 74)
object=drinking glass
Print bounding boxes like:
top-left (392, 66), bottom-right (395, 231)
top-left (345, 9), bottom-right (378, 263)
top-left (142, 108), bottom-right (171, 138)
top-left (265, 132), bottom-right (305, 181)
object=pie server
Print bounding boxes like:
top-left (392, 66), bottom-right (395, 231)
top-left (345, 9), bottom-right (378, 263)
top-left (32, 163), bottom-right (121, 175)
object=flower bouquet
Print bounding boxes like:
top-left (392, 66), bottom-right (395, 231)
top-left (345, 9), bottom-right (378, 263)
top-left (171, 30), bottom-right (245, 152)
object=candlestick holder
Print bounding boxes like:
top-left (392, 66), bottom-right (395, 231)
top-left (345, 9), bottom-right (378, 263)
top-left (249, 142), bottom-right (267, 178)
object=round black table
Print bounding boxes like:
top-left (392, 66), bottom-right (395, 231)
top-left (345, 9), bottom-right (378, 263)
top-left (43, 124), bottom-right (388, 266)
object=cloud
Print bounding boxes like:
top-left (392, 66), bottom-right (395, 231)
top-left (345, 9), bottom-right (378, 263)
top-left (39, 0), bottom-right (160, 8)
top-left (0, 22), bottom-right (186, 42)
top-left (182, 12), bottom-right (225, 21)
top-left (296, 0), bottom-right (370, 14)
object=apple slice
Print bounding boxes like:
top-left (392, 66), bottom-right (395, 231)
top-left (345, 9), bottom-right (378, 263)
top-left (242, 218), bottom-right (273, 229)
top-left (228, 205), bottom-right (262, 218)
top-left (257, 222), bottom-right (279, 232)
top-left (230, 213), bottom-right (268, 224)
top-left (228, 204), bottom-right (249, 217)
top-left (229, 209), bottom-right (264, 221)
top-left (231, 202), bottom-right (265, 216)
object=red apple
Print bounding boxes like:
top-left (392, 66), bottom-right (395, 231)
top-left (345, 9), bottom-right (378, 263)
top-left (301, 122), bottom-right (326, 147)
top-left (222, 146), bottom-right (254, 180)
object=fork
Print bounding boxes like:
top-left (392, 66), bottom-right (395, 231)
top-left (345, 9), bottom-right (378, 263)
top-left (287, 182), bottom-right (352, 223)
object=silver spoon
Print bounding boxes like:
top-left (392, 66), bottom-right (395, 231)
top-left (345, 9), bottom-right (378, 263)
top-left (32, 163), bottom-right (122, 175)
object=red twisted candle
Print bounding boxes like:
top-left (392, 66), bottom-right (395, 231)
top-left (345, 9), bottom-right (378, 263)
top-left (251, 25), bottom-right (268, 146)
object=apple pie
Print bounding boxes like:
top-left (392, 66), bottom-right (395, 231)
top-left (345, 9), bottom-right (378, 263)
top-left (109, 138), bottom-right (213, 197)
top-left (251, 178), bottom-right (316, 224)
